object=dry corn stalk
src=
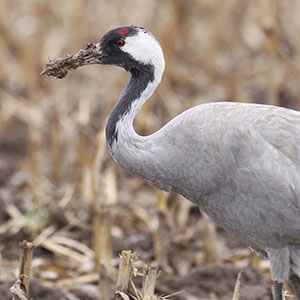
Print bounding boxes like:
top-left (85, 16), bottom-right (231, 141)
top-left (115, 250), bottom-right (138, 293)
top-left (114, 251), bottom-right (180, 300)
top-left (141, 265), bottom-right (160, 300)
top-left (232, 270), bottom-right (243, 300)
top-left (114, 251), bottom-right (160, 300)
top-left (93, 204), bottom-right (113, 271)
top-left (10, 280), bottom-right (29, 300)
top-left (200, 214), bottom-right (219, 263)
top-left (10, 241), bottom-right (34, 300)
top-left (154, 191), bottom-right (172, 274)
top-left (18, 241), bottom-right (34, 297)
top-left (99, 263), bottom-right (110, 300)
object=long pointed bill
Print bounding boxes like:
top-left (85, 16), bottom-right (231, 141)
top-left (41, 43), bottom-right (106, 79)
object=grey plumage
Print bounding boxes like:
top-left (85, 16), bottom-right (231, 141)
top-left (115, 101), bottom-right (300, 282)
top-left (77, 25), bottom-right (300, 299)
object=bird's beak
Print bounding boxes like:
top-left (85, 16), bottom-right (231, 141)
top-left (41, 42), bottom-right (106, 79)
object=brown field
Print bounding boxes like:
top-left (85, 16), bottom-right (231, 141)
top-left (1, 0), bottom-right (300, 299)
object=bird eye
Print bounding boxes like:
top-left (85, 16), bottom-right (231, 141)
top-left (115, 39), bottom-right (125, 47)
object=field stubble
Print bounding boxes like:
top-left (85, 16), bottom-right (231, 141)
top-left (1, 0), bottom-right (300, 299)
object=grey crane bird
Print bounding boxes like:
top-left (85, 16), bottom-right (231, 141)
top-left (77, 26), bottom-right (300, 299)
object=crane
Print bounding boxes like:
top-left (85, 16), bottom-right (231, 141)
top-left (51, 25), bottom-right (300, 300)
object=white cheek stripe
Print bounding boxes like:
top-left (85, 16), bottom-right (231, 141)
top-left (121, 30), bottom-right (165, 69)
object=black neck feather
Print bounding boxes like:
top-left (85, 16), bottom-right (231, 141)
top-left (106, 63), bottom-right (155, 148)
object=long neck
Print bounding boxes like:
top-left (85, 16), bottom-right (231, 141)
top-left (106, 64), bottom-right (155, 148)
top-left (105, 61), bottom-right (164, 175)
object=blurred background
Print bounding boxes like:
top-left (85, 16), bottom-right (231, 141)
top-left (1, 0), bottom-right (300, 299)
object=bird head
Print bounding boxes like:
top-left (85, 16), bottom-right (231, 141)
top-left (41, 26), bottom-right (165, 80)
top-left (97, 26), bottom-right (165, 74)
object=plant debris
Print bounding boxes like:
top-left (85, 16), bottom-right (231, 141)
top-left (41, 43), bottom-right (103, 79)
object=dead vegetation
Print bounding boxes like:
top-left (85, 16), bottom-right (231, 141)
top-left (10, 241), bottom-right (34, 300)
top-left (1, 0), bottom-right (300, 299)
top-left (41, 43), bottom-right (103, 79)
